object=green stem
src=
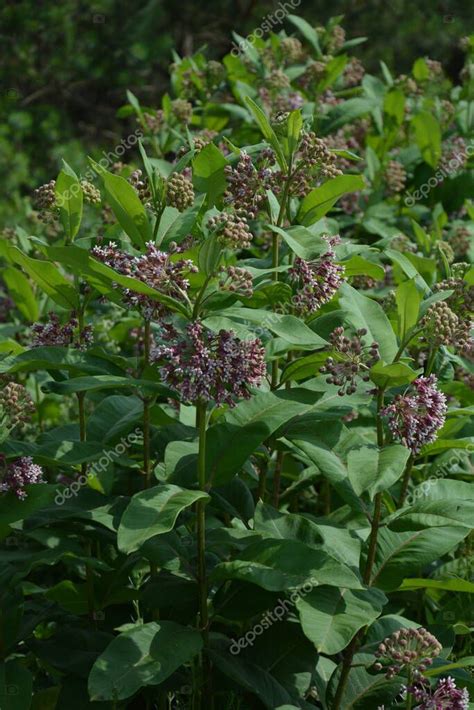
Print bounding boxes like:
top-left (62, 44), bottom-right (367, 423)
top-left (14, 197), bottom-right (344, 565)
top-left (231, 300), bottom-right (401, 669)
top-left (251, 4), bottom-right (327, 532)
top-left (143, 320), bottom-right (152, 488)
top-left (271, 170), bottom-right (292, 389)
top-left (333, 387), bottom-right (385, 709)
top-left (77, 391), bottom-right (87, 477)
top-left (196, 400), bottom-right (212, 709)
top-left (272, 450), bottom-right (284, 507)
top-left (398, 454), bottom-right (414, 507)
top-left (406, 669), bottom-right (414, 709)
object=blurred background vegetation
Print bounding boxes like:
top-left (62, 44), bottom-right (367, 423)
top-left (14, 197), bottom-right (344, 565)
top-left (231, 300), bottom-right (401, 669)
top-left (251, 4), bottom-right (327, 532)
top-left (1, 0), bottom-right (472, 224)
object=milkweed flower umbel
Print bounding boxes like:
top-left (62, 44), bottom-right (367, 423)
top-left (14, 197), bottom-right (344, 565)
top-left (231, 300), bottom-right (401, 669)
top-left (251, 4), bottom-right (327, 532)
top-left (0, 457), bottom-right (45, 500)
top-left (373, 627), bottom-right (442, 679)
top-left (380, 375), bottom-right (447, 454)
top-left (289, 236), bottom-right (345, 315)
top-left (409, 676), bottom-right (469, 709)
top-left (152, 322), bottom-right (266, 406)
top-left (91, 241), bottom-right (196, 320)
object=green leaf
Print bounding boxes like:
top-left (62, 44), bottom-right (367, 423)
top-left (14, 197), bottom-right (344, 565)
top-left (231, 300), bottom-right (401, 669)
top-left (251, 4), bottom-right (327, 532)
top-left (99, 169), bottom-right (151, 248)
top-left (117, 484), bottom-right (210, 553)
top-left (88, 621), bottom-right (202, 701)
top-left (297, 587), bottom-right (386, 654)
top-left (219, 307), bottom-right (327, 349)
top-left (158, 196), bottom-right (205, 248)
top-left (298, 175), bottom-right (365, 226)
top-left (339, 283), bottom-right (398, 362)
top-left (383, 89), bottom-right (405, 125)
top-left (412, 111), bottom-right (442, 168)
top-left (370, 526), bottom-right (469, 590)
top-left (41, 375), bottom-right (167, 396)
top-left (287, 15), bottom-right (322, 56)
top-left (370, 361), bottom-right (419, 389)
top-left (268, 225), bottom-right (327, 260)
top-left (7, 246), bottom-right (79, 310)
top-left (192, 143), bottom-right (228, 206)
top-left (212, 539), bottom-right (363, 591)
top-left (386, 500), bottom-right (474, 532)
top-left (343, 256), bottom-right (385, 281)
top-left (398, 578), bottom-right (474, 593)
top-left (55, 162), bottom-right (83, 242)
top-left (1, 266), bottom-right (39, 321)
top-left (395, 278), bottom-right (420, 340)
top-left (286, 110), bottom-right (303, 159)
top-left (281, 352), bottom-right (330, 384)
top-left (209, 651), bottom-right (293, 710)
top-left (347, 444), bottom-right (411, 499)
top-left (244, 97), bottom-right (287, 171)
top-left (386, 249), bottom-right (430, 293)
top-left (0, 660), bottom-right (33, 710)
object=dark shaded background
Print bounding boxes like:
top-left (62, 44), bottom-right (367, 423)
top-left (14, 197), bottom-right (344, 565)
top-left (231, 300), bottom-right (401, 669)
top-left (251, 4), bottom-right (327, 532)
top-left (0, 0), bottom-right (471, 221)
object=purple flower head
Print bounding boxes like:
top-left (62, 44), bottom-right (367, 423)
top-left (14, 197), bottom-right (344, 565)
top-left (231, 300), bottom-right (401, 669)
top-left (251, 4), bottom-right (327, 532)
top-left (151, 322), bottom-right (266, 406)
top-left (380, 376), bottom-right (447, 454)
top-left (409, 676), bottom-right (469, 709)
top-left (91, 241), bottom-right (196, 320)
top-left (289, 236), bottom-right (345, 315)
top-left (0, 457), bottom-right (45, 500)
top-left (31, 313), bottom-right (93, 350)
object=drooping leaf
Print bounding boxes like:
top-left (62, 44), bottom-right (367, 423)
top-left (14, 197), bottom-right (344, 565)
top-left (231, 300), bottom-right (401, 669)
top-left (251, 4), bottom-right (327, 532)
top-left (88, 621), bottom-right (202, 701)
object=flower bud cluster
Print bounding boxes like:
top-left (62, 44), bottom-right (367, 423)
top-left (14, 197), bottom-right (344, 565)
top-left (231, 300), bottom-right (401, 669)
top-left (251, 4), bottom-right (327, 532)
top-left (385, 160), bottom-right (407, 194)
top-left (151, 322), bottom-right (266, 406)
top-left (80, 180), bottom-right (101, 205)
top-left (224, 150), bottom-right (279, 219)
top-left (143, 109), bottom-right (164, 134)
top-left (381, 375), bottom-right (447, 454)
top-left (0, 382), bottom-right (35, 431)
top-left (208, 212), bottom-right (253, 249)
top-left (33, 180), bottom-right (57, 212)
top-left (448, 225), bottom-right (471, 259)
top-left (420, 301), bottom-right (465, 348)
top-left (0, 457), bottom-right (45, 500)
top-left (320, 327), bottom-right (380, 395)
top-left (343, 57), bottom-right (365, 87)
top-left (219, 266), bottom-right (254, 298)
top-left (433, 278), bottom-right (474, 320)
top-left (171, 99), bottom-right (193, 124)
top-left (280, 37), bottom-right (305, 63)
top-left (129, 169), bottom-right (151, 205)
top-left (166, 173), bottom-right (195, 212)
top-left (373, 626), bottom-right (442, 679)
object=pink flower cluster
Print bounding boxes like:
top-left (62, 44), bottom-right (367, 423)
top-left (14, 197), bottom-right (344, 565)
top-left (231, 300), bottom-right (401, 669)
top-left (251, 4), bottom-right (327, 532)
top-left (152, 322), bottom-right (266, 406)
top-left (381, 375), bottom-right (447, 454)
top-left (409, 677), bottom-right (469, 709)
top-left (31, 313), bottom-right (93, 349)
top-left (0, 457), bottom-right (45, 500)
top-left (91, 241), bottom-right (196, 320)
top-left (288, 236), bottom-right (345, 315)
